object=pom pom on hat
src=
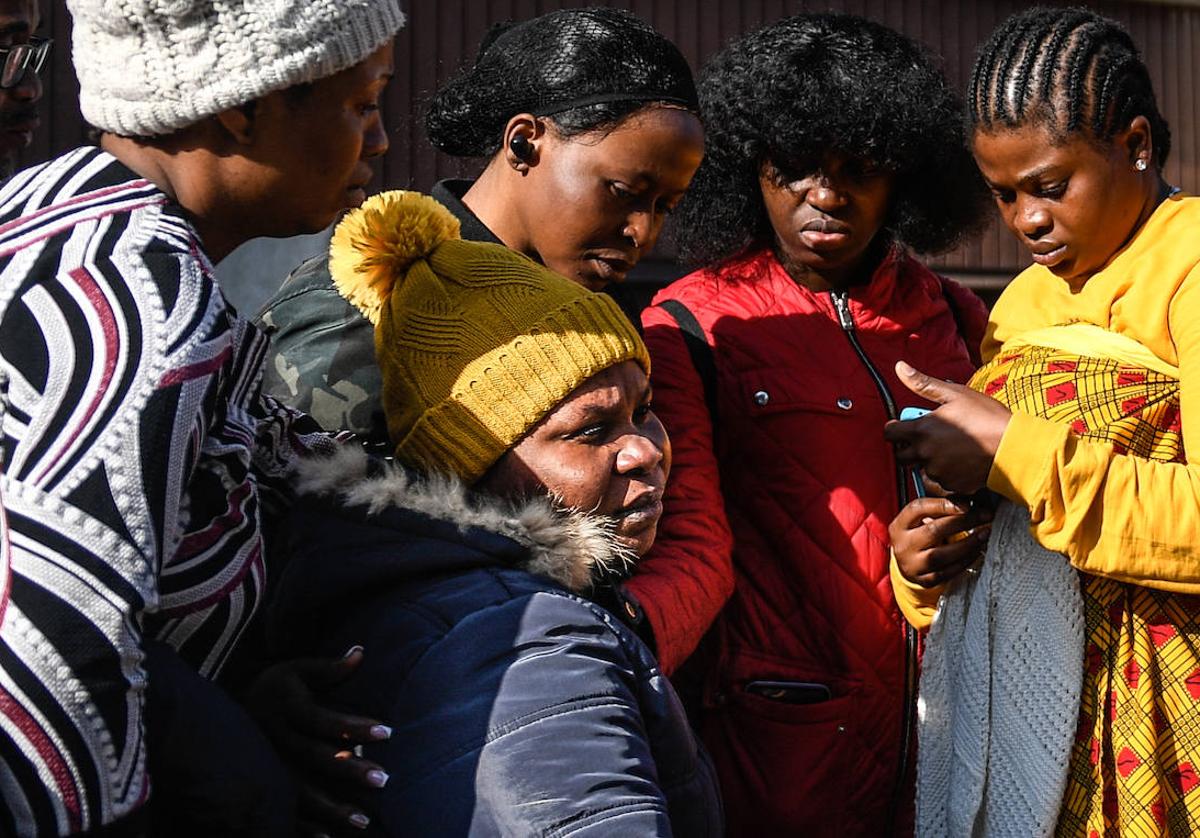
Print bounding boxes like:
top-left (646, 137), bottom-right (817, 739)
top-left (328, 188), bottom-right (650, 483)
top-left (330, 191), bottom-right (462, 325)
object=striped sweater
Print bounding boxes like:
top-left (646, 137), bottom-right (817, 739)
top-left (0, 147), bottom-right (332, 835)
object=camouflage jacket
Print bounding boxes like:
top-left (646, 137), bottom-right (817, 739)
top-left (254, 180), bottom-right (500, 449)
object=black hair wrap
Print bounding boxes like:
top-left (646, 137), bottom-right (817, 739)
top-left (425, 8), bottom-right (698, 158)
top-left (535, 92), bottom-right (696, 118)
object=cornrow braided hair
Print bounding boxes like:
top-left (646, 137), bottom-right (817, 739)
top-left (969, 7), bottom-right (1170, 166)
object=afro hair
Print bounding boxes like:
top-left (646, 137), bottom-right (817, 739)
top-left (672, 13), bottom-right (990, 266)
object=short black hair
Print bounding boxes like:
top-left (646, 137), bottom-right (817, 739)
top-left (424, 8), bottom-right (698, 158)
top-left (969, 7), bottom-right (1170, 165)
top-left (672, 13), bottom-right (988, 266)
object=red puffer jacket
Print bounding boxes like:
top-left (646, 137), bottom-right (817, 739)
top-left (628, 247), bottom-right (986, 837)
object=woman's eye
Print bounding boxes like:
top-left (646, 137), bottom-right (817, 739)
top-left (772, 168), bottom-right (798, 187)
top-left (574, 423), bottom-right (609, 441)
top-left (610, 182), bottom-right (636, 201)
top-left (1037, 182), bottom-right (1068, 199)
top-left (991, 188), bottom-right (1016, 204)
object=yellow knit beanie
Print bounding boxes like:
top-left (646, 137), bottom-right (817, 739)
top-left (329, 190), bottom-right (650, 483)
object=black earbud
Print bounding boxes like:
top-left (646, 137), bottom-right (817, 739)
top-left (509, 134), bottom-right (533, 162)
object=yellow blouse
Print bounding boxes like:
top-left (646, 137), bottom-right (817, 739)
top-left (894, 193), bottom-right (1200, 629)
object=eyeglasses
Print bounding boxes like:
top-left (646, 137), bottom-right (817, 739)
top-left (0, 37), bottom-right (51, 90)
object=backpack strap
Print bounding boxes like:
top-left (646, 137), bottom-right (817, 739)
top-left (657, 299), bottom-right (719, 426)
top-left (651, 298), bottom-right (724, 721)
top-left (935, 273), bottom-right (985, 367)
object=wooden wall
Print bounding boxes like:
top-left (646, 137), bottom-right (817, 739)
top-left (33, 1), bottom-right (1200, 280)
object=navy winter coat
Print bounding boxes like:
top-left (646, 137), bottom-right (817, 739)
top-left (269, 448), bottom-right (723, 837)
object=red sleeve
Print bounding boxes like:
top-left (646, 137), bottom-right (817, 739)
top-left (625, 301), bottom-right (735, 674)
top-left (937, 275), bottom-right (990, 368)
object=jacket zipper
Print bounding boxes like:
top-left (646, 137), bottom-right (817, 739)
top-left (830, 289), bottom-right (917, 836)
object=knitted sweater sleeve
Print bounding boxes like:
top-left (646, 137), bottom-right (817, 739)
top-left (623, 302), bottom-right (735, 674)
top-left (0, 175), bottom-right (238, 835)
top-left (987, 264), bottom-right (1200, 591)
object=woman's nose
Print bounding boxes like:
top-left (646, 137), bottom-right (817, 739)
top-left (1022, 208), bottom-right (1051, 241)
top-left (615, 432), bottom-right (664, 474)
top-left (623, 211), bottom-right (653, 250)
top-left (363, 112), bottom-right (390, 160)
top-left (10, 66), bottom-right (41, 103)
top-left (1016, 200), bottom-right (1052, 239)
top-left (806, 178), bottom-right (848, 211)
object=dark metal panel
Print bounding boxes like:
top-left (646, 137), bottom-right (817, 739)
top-left (27, 1), bottom-right (1200, 277)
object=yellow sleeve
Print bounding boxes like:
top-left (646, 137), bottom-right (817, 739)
top-left (889, 554), bottom-right (943, 630)
top-left (986, 268), bottom-right (1200, 592)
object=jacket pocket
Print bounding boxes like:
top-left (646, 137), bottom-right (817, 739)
top-left (703, 649), bottom-right (858, 832)
top-left (730, 367), bottom-right (881, 491)
top-left (738, 366), bottom-right (875, 418)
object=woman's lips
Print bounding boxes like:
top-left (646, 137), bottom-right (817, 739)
top-left (613, 495), bottom-right (664, 530)
top-left (587, 255), bottom-right (633, 284)
top-left (799, 218), bottom-right (852, 250)
top-left (0, 115), bottom-right (38, 149)
top-left (1030, 243), bottom-right (1067, 267)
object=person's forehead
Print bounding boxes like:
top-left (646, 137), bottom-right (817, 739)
top-left (567, 362), bottom-right (646, 404)
top-left (0, 0), bottom-right (38, 33)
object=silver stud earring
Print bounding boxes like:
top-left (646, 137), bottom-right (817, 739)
top-left (1135, 158), bottom-right (1149, 172)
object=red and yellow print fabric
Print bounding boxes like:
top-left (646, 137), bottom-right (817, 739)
top-left (969, 340), bottom-right (1200, 837)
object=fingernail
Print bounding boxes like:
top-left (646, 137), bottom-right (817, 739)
top-left (341, 644), bottom-right (365, 660)
top-left (369, 724), bottom-right (392, 740)
top-left (367, 768), bottom-right (390, 788)
top-left (897, 360), bottom-right (915, 377)
top-left (349, 812), bottom-right (371, 829)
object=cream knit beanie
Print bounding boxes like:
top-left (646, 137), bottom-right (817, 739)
top-left (67, 0), bottom-right (407, 137)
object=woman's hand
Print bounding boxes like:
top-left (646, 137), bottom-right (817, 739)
top-left (245, 646), bottom-right (391, 836)
top-left (890, 496), bottom-right (992, 588)
top-left (884, 361), bottom-right (1012, 494)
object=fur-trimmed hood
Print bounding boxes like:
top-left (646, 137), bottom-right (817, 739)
top-left (267, 454), bottom-right (724, 838)
top-left (285, 445), bottom-right (635, 594)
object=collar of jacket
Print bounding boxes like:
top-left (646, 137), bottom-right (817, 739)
top-left (291, 445), bottom-right (635, 594)
top-left (722, 245), bottom-right (949, 335)
top-left (431, 179), bottom-right (504, 246)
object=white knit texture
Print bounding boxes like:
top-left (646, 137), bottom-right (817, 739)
top-left (67, 0), bottom-right (407, 136)
top-left (916, 502), bottom-right (1085, 837)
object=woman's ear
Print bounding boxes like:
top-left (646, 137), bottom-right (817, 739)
top-left (502, 113), bottom-right (544, 174)
top-left (214, 101), bottom-right (259, 146)
top-left (1121, 114), bottom-right (1154, 171)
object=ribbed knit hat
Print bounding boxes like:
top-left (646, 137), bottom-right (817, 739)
top-left (67, 0), bottom-right (407, 137)
top-left (329, 191), bottom-right (650, 483)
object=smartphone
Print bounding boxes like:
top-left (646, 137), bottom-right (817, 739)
top-left (899, 406), bottom-right (930, 497)
top-left (744, 680), bottom-right (833, 705)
